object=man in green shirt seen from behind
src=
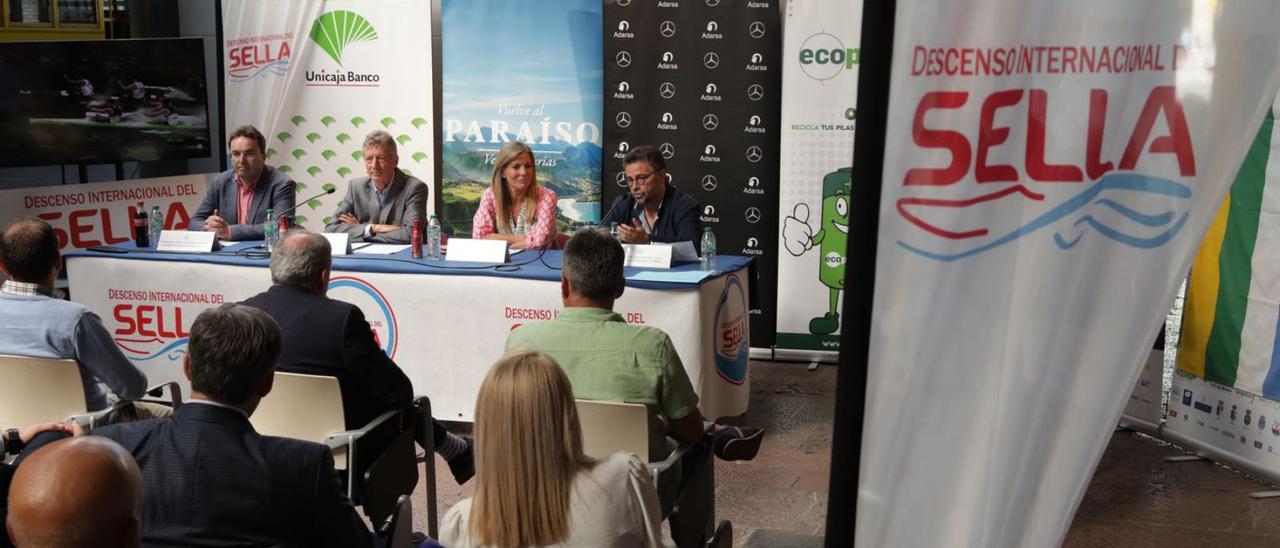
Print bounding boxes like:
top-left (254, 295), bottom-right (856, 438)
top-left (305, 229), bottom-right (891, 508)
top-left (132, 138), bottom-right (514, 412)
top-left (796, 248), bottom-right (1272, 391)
top-left (504, 228), bottom-right (763, 464)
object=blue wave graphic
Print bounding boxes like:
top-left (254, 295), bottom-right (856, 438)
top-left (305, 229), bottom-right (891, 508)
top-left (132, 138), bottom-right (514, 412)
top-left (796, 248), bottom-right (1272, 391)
top-left (128, 338), bottom-right (189, 361)
top-left (899, 172), bottom-right (1192, 262)
top-left (228, 60), bottom-right (289, 82)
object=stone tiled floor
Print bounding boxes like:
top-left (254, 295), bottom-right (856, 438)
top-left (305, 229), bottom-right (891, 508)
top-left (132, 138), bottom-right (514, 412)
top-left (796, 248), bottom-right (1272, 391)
top-left (401, 360), bottom-right (1280, 547)
top-left (1065, 431), bottom-right (1280, 547)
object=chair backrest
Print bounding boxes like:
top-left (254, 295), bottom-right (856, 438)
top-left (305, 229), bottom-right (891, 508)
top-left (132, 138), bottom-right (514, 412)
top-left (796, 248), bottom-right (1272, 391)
top-left (0, 355), bottom-right (87, 427)
top-left (379, 494), bottom-right (415, 548)
top-left (576, 399), bottom-right (649, 462)
top-left (250, 372), bottom-right (348, 467)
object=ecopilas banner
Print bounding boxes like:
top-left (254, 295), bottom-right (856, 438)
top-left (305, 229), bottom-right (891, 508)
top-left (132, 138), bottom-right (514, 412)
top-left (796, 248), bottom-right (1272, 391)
top-left (775, 0), bottom-right (860, 352)
top-left (859, 2), bottom-right (1280, 546)
top-left (221, 0), bottom-right (435, 230)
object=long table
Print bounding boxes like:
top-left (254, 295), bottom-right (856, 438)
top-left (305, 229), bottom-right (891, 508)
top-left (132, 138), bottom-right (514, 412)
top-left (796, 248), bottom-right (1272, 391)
top-left (65, 243), bottom-right (753, 421)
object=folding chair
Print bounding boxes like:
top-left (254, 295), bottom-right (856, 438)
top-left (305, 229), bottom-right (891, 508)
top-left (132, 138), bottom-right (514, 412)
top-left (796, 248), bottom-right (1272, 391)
top-left (251, 372), bottom-right (435, 536)
top-left (0, 354), bottom-right (180, 430)
top-left (576, 399), bottom-right (731, 548)
top-left (377, 494), bottom-right (416, 548)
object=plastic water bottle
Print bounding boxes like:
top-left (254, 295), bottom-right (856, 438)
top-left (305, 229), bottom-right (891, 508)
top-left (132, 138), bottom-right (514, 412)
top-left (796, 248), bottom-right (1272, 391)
top-left (610, 222), bottom-right (621, 241)
top-left (700, 227), bottom-right (717, 271)
top-left (132, 201), bottom-right (149, 248)
top-left (427, 215), bottom-right (442, 259)
top-left (264, 208), bottom-right (278, 252)
top-left (411, 219), bottom-right (423, 259)
top-left (148, 206), bottom-right (162, 247)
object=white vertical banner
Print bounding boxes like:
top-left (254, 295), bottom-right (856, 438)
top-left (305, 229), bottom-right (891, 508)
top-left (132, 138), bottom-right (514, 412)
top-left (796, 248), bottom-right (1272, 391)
top-left (859, 2), bottom-right (1280, 547)
top-left (775, 0), bottom-right (861, 352)
top-left (222, 1), bottom-right (435, 230)
top-left (221, 0), bottom-right (322, 134)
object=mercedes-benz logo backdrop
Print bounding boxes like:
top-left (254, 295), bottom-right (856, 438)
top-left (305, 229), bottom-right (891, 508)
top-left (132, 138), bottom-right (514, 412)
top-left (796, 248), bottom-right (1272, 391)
top-left (604, 0), bottom-right (781, 345)
top-left (702, 113), bottom-right (719, 130)
top-left (658, 82), bottom-right (676, 98)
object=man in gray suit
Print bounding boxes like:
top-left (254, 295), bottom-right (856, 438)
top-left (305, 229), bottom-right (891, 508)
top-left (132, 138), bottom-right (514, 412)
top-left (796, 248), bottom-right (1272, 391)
top-left (189, 125), bottom-right (297, 241)
top-left (324, 130), bottom-right (428, 244)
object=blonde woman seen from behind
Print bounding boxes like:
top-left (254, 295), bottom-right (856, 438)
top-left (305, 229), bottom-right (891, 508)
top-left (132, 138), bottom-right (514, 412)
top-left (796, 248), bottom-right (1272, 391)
top-left (441, 350), bottom-right (671, 548)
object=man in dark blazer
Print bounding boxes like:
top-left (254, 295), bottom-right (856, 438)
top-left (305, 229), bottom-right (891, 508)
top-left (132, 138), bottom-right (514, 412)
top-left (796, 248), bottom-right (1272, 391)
top-left (189, 125), bottom-right (297, 241)
top-left (92, 304), bottom-right (374, 547)
top-left (600, 145), bottom-right (701, 247)
top-left (324, 130), bottom-right (428, 244)
top-left (242, 230), bottom-right (474, 485)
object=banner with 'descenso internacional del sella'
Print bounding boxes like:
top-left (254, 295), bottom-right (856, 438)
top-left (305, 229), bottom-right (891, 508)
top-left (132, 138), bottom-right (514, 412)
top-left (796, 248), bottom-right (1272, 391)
top-left (856, 1), bottom-right (1280, 546)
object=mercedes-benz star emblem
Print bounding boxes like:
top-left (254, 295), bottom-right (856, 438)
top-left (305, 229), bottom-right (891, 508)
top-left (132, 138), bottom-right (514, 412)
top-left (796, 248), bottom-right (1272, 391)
top-left (747, 84), bottom-right (764, 101)
top-left (615, 112), bottom-right (631, 128)
top-left (659, 143), bottom-right (675, 159)
top-left (659, 20), bottom-right (676, 37)
top-left (702, 114), bottom-right (719, 130)
top-left (745, 207), bottom-right (762, 223)
top-left (745, 146), bottom-right (763, 163)
top-left (703, 52), bottom-right (720, 69)
top-left (616, 172), bottom-right (627, 187)
top-left (701, 175), bottom-right (718, 191)
top-left (749, 22), bottom-right (766, 38)
top-left (616, 51), bottom-right (632, 68)
top-left (659, 82), bottom-right (676, 99)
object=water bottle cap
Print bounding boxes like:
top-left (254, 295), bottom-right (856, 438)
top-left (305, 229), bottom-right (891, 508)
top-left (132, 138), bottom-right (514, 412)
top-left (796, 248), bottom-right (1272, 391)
top-left (703, 227), bottom-right (712, 232)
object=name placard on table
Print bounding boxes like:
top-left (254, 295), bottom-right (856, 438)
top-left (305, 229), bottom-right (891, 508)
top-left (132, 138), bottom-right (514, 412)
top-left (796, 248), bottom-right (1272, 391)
top-left (156, 230), bottom-right (219, 253)
top-left (320, 233), bottom-right (351, 255)
top-left (623, 243), bottom-right (673, 269)
top-left (446, 238), bottom-right (509, 263)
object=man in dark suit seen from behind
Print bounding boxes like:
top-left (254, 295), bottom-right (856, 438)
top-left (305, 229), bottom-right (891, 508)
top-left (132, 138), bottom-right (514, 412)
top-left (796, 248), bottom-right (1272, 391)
top-left (189, 125), bottom-right (297, 240)
top-left (242, 230), bottom-right (474, 485)
top-left (324, 130), bottom-right (427, 244)
top-left (92, 303), bottom-right (374, 547)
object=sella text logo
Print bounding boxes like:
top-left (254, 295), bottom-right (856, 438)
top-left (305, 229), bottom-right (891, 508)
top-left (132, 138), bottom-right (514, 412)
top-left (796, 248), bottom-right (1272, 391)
top-left (110, 290), bottom-right (226, 365)
top-left (895, 85), bottom-right (1195, 262)
top-left (328, 276), bottom-right (398, 359)
top-left (226, 32), bottom-right (293, 82)
top-left (714, 274), bottom-right (748, 385)
top-left (113, 305), bottom-right (192, 363)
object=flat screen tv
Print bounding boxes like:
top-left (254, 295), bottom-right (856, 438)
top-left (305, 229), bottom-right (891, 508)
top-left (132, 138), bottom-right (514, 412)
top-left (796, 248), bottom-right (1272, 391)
top-left (0, 38), bottom-right (212, 167)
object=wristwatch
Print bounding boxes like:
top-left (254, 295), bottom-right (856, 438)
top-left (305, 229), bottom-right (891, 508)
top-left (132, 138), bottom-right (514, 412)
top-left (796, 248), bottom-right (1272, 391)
top-left (5, 428), bottom-right (23, 455)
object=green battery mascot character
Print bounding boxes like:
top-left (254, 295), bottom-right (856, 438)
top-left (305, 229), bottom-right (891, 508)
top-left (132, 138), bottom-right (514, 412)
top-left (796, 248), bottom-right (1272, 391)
top-left (781, 167), bottom-right (851, 335)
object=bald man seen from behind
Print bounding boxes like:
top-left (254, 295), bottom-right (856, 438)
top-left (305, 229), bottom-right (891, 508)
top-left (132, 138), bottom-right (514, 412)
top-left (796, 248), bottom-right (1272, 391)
top-left (6, 436), bottom-right (141, 548)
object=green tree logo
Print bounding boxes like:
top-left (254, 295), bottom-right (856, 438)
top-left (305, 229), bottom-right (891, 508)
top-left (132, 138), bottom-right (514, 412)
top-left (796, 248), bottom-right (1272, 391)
top-left (309, 11), bottom-right (378, 66)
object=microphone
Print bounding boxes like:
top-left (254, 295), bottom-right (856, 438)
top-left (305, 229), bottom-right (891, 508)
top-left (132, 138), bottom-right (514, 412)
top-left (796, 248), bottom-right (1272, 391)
top-left (598, 190), bottom-right (632, 226)
top-left (273, 187), bottom-right (336, 219)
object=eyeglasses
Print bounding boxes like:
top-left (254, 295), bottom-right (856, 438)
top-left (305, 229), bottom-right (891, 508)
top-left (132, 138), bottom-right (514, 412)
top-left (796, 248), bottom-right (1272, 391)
top-left (626, 172), bottom-right (656, 185)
